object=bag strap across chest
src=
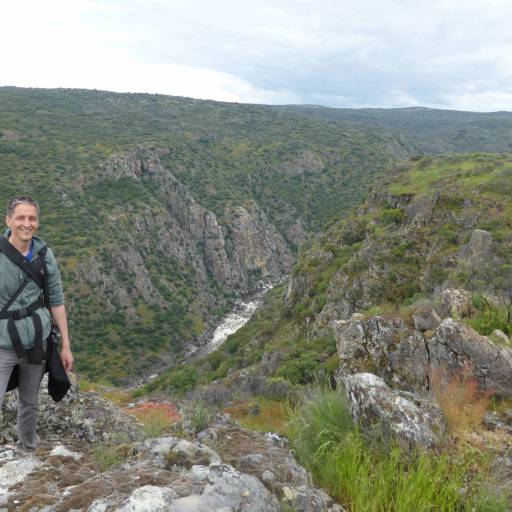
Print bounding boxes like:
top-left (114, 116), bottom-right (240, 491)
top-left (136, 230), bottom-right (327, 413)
top-left (0, 237), bottom-right (45, 288)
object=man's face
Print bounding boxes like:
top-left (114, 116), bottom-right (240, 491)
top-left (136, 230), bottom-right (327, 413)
top-left (5, 204), bottom-right (39, 243)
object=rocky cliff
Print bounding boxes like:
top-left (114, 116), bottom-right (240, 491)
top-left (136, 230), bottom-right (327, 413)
top-left (69, 147), bottom-right (295, 382)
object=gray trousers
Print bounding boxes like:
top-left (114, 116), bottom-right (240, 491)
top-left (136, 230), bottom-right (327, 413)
top-left (0, 348), bottom-right (44, 450)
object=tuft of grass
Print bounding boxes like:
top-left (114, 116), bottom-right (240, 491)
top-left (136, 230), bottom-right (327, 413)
top-left (137, 408), bottom-right (176, 438)
top-left (431, 363), bottom-right (493, 434)
top-left (467, 295), bottom-right (511, 338)
top-left (92, 443), bottom-right (132, 472)
top-left (184, 400), bottom-right (215, 433)
top-left (287, 388), bottom-right (506, 511)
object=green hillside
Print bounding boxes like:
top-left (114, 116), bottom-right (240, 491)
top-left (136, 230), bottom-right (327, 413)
top-left (2, 87), bottom-right (512, 383)
top-left (149, 153), bottom-right (512, 394)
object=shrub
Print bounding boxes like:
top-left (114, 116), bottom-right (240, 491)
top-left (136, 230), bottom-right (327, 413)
top-left (468, 296), bottom-right (511, 336)
top-left (200, 383), bottom-right (233, 407)
top-left (381, 207), bottom-right (405, 224)
top-left (261, 377), bottom-right (294, 401)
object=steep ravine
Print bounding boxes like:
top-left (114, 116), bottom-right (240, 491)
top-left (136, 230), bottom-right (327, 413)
top-left (70, 148), bottom-right (295, 383)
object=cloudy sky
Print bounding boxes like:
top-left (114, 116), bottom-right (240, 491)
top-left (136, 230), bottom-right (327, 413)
top-left (2, 0), bottom-right (512, 111)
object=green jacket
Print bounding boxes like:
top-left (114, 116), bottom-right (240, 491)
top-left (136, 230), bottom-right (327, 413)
top-left (0, 232), bottom-right (64, 350)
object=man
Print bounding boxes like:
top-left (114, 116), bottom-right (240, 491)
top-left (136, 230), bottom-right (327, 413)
top-left (0, 196), bottom-right (73, 451)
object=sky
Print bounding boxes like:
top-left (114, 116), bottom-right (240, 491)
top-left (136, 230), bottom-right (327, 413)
top-left (1, 0), bottom-right (512, 112)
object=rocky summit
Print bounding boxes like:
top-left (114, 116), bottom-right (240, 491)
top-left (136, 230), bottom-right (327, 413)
top-left (0, 380), bottom-right (342, 511)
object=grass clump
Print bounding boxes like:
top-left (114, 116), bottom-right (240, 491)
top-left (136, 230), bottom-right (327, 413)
top-left (467, 295), bottom-right (511, 338)
top-left (224, 399), bottom-right (291, 435)
top-left (183, 400), bottom-right (215, 433)
top-left (287, 388), bottom-right (506, 511)
top-left (92, 443), bottom-right (133, 472)
top-left (135, 408), bottom-right (177, 438)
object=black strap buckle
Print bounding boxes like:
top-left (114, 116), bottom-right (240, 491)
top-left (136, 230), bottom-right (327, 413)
top-left (12, 308), bottom-right (30, 320)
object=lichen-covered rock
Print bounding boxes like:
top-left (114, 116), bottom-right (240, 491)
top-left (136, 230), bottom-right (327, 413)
top-left (439, 288), bottom-right (473, 319)
top-left (172, 462), bottom-right (280, 512)
top-left (429, 319), bottom-right (512, 396)
top-left (333, 314), bottom-right (512, 398)
top-left (0, 452), bottom-right (42, 505)
top-left (202, 420), bottom-right (345, 511)
top-left (0, 386), bottom-right (343, 511)
top-left (1, 379), bottom-right (144, 446)
top-left (333, 316), bottom-right (430, 391)
top-left (0, 444), bottom-right (281, 512)
top-left (340, 372), bottom-right (445, 448)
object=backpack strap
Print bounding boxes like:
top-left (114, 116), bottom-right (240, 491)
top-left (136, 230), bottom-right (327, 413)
top-left (0, 237), bottom-right (44, 288)
top-left (38, 246), bottom-right (51, 312)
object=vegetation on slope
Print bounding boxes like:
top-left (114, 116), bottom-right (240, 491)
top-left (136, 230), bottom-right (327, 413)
top-left (2, 87), bottom-right (512, 382)
top-left (150, 153), bottom-right (512, 394)
top-left (287, 388), bottom-right (508, 511)
top-left (0, 88), bottom-right (396, 382)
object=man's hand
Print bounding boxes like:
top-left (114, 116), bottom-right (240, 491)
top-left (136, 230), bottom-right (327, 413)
top-left (60, 347), bottom-right (74, 372)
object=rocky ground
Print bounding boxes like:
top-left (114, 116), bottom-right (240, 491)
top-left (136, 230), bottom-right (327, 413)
top-left (0, 379), bottom-right (342, 512)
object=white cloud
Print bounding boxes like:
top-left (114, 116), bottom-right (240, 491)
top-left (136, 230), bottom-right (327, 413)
top-left (1, 0), bottom-right (512, 111)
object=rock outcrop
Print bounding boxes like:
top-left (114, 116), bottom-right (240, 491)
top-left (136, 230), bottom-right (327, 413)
top-left (0, 386), bottom-right (344, 511)
top-left (333, 314), bottom-right (512, 398)
top-left (340, 372), bottom-right (445, 448)
top-left (100, 147), bottom-right (294, 294)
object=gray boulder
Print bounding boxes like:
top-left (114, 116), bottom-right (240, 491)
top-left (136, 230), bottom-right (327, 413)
top-left (334, 316), bottom-right (430, 391)
top-left (341, 372), bottom-right (445, 448)
top-left (334, 314), bottom-right (512, 398)
top-left (429, 318), bottom-right (512, 396)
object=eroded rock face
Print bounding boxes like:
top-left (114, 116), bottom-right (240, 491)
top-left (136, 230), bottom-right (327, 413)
top-left (340, 372), bottom-right (445, 448)
top-left (102, 148), bottom-right (294, 294)
top-left (333, 316), bottom-right (430, 391)
top-left (333, 315), bottom-right (512, 398)
top-left (429, 319), bottom-right (512, 396)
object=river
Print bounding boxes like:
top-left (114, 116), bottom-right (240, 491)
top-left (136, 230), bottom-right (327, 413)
top-left (193, 282), bottom-right (275, 358)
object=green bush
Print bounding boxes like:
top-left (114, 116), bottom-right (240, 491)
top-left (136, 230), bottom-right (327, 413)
top-left (276, 355), bottom-right (319, 385)
top-left (468, 296), bottom-right (511, 336)
top-left (381, 207), bottom-right (405, 224)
